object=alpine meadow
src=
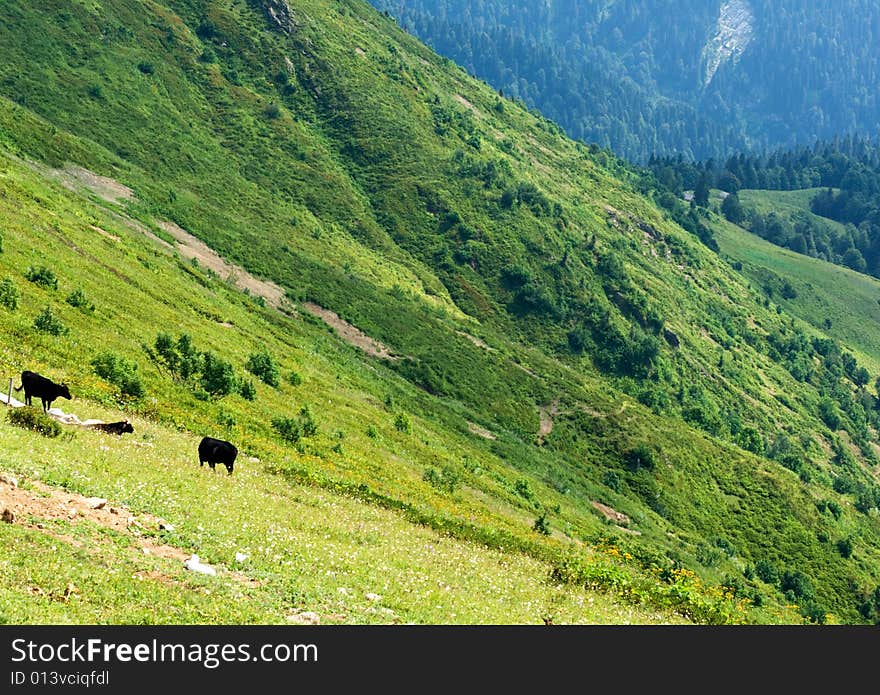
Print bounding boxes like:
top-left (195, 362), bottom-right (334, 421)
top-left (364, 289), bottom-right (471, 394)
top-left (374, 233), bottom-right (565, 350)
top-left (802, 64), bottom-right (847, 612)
top-left (0, 0), bottom-right (879, 629)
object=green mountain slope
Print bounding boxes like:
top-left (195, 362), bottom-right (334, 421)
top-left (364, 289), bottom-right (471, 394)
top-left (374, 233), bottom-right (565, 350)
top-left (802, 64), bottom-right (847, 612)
top-left (1, 0), bottom-right (879, 624)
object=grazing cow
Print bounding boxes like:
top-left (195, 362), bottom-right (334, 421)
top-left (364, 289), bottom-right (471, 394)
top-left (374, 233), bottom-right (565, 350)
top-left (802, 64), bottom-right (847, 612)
top-left (13, 370), bottom-right (72, 412)
top-left (198, 436), bottom-right (237, 475)
top-left (87, 420), bottom-right (134, 435)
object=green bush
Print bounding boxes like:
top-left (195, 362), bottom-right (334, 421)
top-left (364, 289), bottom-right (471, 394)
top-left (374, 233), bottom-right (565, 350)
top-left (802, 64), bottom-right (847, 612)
top-left (0, 277), bottom-right (19, 311)
top-left (245, 350), bottom-right (280, 387)
top-left (533, 513), bottom-right (551, 535)
top-left (271, 416), bottom-right (301, 443)
top-left (299, 406), bottom-right (318, 437)
top-left (238, 378), bottom-right (257, 401)
top-left (394, 412), bottom-right (411, 433)
top-left (602, 470), bottom-right (622, 492)
top-left (33, 306), bottom-right (68, 336)
top-left (423, 465), bottom-right (461, 494)
top-left (754, 559), bottom-right (780, 585)
top-left (91, 351), bottom-right (146, 399)
top-left (65, 288), bottom-right (95, 312)
top-left (272, 406), bottom-right (318, 443)
top-left (624, 444), bottom-right (657, 472)
top-left (153, 332), bottom-right (203, 381)
top-left (25, 266), bottom-right (58, 290)
top-left (200, 351), bottom-right (237, 397)
top-left (8, 406), bottom-right (62, 438)
top-left (286, 370), bottom-right (303, 387)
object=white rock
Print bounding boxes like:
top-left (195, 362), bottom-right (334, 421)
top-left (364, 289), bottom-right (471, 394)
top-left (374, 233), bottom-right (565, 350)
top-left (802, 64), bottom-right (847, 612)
top-left (286, 611), bottom-right (320, 625)
top-left (235, 552), bottom-right (249, 563)
top-left (365, 592), bottom-right (382, 602)
top-left (0, 473), bottom-right (19, 488)
top-left (86, 497), bottom-right (107, 510)
top-left (184, 554), bottom-right (216, 576)
top-left (159, 521), bottom-right (175, 532)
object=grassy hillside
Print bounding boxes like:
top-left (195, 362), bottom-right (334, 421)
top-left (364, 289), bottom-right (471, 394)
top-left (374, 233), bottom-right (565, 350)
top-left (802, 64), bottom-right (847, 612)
top-left (1, 0), bottom-right (879, 624)
top-left (714, 198), bottom-right (880, 371)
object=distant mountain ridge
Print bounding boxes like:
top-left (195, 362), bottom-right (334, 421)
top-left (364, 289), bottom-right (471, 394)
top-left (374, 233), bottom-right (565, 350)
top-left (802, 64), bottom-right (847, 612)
top-left (370, 0), bottom-right (880, 162)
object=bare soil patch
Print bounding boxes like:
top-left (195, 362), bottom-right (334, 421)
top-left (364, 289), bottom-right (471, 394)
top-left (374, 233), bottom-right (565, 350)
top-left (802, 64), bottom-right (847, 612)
top-left (301, 302), bottom-right (398, 360)
top-left (456, 330), bottom-right (495, 352)
top-left (0, 474), bottom-right (257, 585)
top-left (467, 422), bottom-right (497, 440)
top-left (537, 401), bottom-right (562, 445)
top-left (591, 501), bottom-right (630, 525)
top-left (89, 224), bottom-right (121, 242)
top-left (454, 94), bottom-right (477, 113)
top-left (155, 220), bottom-right (287, 309)
top-left (54, 165), bottom-right (136, 205)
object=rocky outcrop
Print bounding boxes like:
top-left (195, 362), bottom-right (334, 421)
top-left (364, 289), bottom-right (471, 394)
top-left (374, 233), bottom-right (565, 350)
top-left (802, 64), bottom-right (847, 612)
top-left (702, 0), bottom-right (754, 87)
top-left (258, 0), bottom-right (296, 34)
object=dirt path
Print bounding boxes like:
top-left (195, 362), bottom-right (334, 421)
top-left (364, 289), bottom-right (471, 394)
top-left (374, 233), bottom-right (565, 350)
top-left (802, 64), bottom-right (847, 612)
top-left (301, 302), bottom-right (398, 360)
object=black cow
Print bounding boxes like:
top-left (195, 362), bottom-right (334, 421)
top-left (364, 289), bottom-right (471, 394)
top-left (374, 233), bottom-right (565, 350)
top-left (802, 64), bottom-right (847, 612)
top-left (14, 370), bottom-right (72, 412)
top-left (87, 420), bottom-right (134, 435)
top-left (198, 436), bottom-right (237, 475)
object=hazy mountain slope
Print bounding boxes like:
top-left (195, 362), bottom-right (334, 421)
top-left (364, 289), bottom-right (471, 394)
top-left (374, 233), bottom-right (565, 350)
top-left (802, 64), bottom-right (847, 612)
top-left (369, 0), bottom-right (880, 161)
top-left (0, 0), bottom-right (879, 623)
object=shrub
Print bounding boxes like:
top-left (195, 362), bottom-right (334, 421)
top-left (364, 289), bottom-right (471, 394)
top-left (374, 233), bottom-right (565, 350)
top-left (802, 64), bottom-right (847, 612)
top-left (66, 288), bottom-right (95, 312)
top-left (238, 378), bottom-right (257, 401)
top-left (272, 416), bottom-right (301, 443)
top-left (365, 424), bottom-right (378, 439)
top-left (624, 444), bottom-right (657, 472)
top-left (33, 306), bottom-right (68, 336)
top-left (8, 406), bottom-right (62, 437)
top-left (200, 351), bottom-right (237, 396)
top-left (299, 406), bottom-right (318, 437)
top-left (0, 277), bottom-right (19, 311)
top-left (602, 470), bottom-right (622, 492)
top-left (153, 332), bottom-right (202, 381)
top-left (272, 406), bottom-right (317, 444)
top-left (513, 478), bottom-right (536, 503)
top-left (533, 514), bottom-right (551, 535)
top-left (754, 559), bottom-right (780, 585)
top-left (264, 102), bottom-right (281, 119)
top-left (25, 266), bottom-right (58, 290)
top-left (245, 350), bottom-right (280, 387)
top-left (394, 412), bottom-right (411, 433)
top-left (423, 465), bottom-right (461, 494)
top-left (137, 61), bottom-right (155, 75)
top-left (286, 370), bottom-right (303, 386)
top-left (91, 351), bottom-right (146, 399)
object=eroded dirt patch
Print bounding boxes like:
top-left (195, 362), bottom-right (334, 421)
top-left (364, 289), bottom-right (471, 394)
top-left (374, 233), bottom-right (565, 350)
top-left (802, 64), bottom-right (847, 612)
top-left (301, 302), bottom-right (398, 360)
top-left (456, 330), bottom-right (495, 352)
top-left (52, 165), bottom-right (136, 205)
top-left (0, 474), bottom-right (257, 585)
top-left (537, 401), bottom-right (562, 445)
top-left (467, 422), bottom-right (497, 440)
top-left (155, 219), bottom-right (287, 309)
